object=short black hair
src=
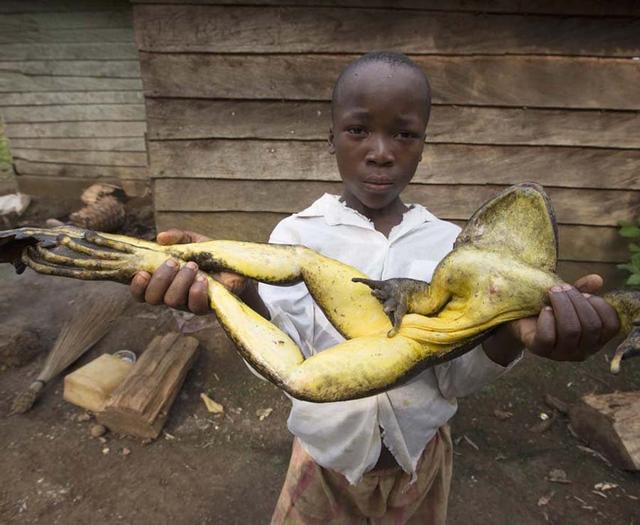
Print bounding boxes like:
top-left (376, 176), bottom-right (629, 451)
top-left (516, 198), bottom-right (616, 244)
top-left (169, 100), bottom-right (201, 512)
top-left (331, 51), bottom-right (432, 120)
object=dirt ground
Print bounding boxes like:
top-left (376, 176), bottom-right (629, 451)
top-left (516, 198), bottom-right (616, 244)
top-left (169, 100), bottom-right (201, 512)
top-left (0, 202), bottom-right (639, 524)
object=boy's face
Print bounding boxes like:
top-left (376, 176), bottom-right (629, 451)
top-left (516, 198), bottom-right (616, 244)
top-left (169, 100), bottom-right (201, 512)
top-left (330, 62), bottom-right (429, 210)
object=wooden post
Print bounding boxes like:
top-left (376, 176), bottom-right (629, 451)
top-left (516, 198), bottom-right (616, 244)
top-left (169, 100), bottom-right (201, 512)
top-left (568, 392), bottom-right (640, 471)
top-left (98, 332), bottom-right (199, 439)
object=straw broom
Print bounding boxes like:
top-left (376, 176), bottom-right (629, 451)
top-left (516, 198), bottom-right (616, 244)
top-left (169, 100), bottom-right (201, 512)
top-left (10, 288), bottom-right (129, 414)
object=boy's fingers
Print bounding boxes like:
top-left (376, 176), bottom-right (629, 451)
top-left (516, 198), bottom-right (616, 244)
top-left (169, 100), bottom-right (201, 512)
top-left (164, 262), bottom-right (199, 309)
top-left (565, 288), bottom-right (601, 355)
top-left (548, 286), bottom-right (581, 355)
top-left (188, 273), bottom-right (210, 314)
top-left (587, 295), bottom-right (621, 343)
top-left (144, 259), bottom-right (179, 304)
top-left (529, 307), bottom-right (556, 357)
top-left (130, 271), bottom-right (151, 302)
top-left (573, 274), bottom-right (603, 295)
top-left (157, 229), bottom-right (191, 245)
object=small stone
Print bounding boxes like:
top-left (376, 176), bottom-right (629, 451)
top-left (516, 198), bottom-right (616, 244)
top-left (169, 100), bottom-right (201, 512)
top-left (98, 436), bottom-right (108, 444)
top-left (101, 447), bottom-right (110, 455)
top-left (121, 447), bottom-right (131, 456)
top-left (77, 413), bottom-right (91, 422)
top-left (89, 424), bottom-right (106, 438)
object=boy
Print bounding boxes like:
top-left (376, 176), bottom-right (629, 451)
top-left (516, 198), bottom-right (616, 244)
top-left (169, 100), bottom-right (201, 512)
top-left (131, 52), bottom-right (619, 524)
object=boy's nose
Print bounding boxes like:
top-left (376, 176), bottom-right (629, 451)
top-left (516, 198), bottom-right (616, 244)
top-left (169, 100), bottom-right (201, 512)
top-left (365, 136), bottom-right (394, 166)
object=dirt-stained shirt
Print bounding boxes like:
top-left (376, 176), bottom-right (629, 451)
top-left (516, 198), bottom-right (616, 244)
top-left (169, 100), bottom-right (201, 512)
top-left (257, 193), bottom-right (520, 485)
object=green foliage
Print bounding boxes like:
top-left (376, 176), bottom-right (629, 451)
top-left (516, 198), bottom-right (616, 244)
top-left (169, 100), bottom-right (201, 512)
top-left (618, 218), bottom-right (640, 288)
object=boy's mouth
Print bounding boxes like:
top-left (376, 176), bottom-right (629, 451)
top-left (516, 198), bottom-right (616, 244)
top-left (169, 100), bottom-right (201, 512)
top-left (362, 178), bottom-right (395, 192)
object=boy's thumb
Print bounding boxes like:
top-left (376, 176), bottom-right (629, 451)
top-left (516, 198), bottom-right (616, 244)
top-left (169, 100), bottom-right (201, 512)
top-left (573, 274), bottom-right (603, 294)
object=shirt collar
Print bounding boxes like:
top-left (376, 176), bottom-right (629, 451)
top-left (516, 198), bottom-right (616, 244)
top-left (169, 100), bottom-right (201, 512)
top-left (295, 193), bottom-right (436, 238)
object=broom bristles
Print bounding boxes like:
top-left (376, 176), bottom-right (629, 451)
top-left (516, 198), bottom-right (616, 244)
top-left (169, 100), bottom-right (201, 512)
top-left (36, 290), bottom-right (129, 384)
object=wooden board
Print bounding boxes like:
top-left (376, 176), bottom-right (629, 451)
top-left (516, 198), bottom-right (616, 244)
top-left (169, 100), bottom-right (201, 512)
top-left (0, 91), bottom-right (143, 106)
top-left (0, 11), bottom-right (132, 32)
top-left (15, 159), bottom-right (148, 179)
top-left (139, 54), bottom-right (640, 110)
top-left (153, 179), bottom-right (640, 227)
top-left (147, 139), bottom-right (640, 190)
top-left (569, 392), bottom-right (640, 470)
top-left (557, 262), bottom-right (625, 290)
top-left (0, 1), bottom-right (130, 13)
top-left (15, 174), bottom-right (134, 211)
top-left (0, 28), bottom-right (134, 44)
top-left (12, 149), bottom-right (147, 167)
top-left (129, 0), bottom-right (640, 17)
top-left (5, 121), bottom-right (146, 138)
top-left (0, 43), bottom-right (138, 60)
top-left (98, 332), bottom-right (199, 439)
top-left (0, 60), bottom-right (140, 78)
top-left (9, 137), bottom-right (146, 152)
top-left (134, 5), bottom-right (640, 56)
top-left (0, 71), bottom-right (142, 92)
top-left (145, 99), bottom-right (640, 149)
top-left (154, 210), bottom-right (630, 263)
top-left (2, 104), bottom-right (146, 123)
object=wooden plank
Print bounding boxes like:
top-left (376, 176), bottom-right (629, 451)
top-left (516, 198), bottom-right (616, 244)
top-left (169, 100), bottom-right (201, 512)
top-left (5, 121), bottom-right (146, 138)
top-left (0, 28), bottom-right (134, 44)
top-left (134, 5), bottom-right (640, 57)
top-left (153, 179), bottom-right (640, 227)
top-left (0, 1), bottom-right (128, 13)
top-left (12, 149), bottom-right (147, 167)
top-left (147, 139), bottom-right (640, 190)
top-left (556, 261), bottom-right (625, 290)
top-left (0, 11), bottom-right (132, 32)
top-left (15, 174), bottom-right (130, 211)
top-left (569, 392), bottom-right (640, 470)
top-left (146, 99), bottom-right (640, 149)
top-left (129, 0), bottom-right (640, 17)
top-left (0, 60), bottom-right (140, 78)
top-left (0, 91), bottom-right (143, 106)
top-left (98, 332), bottom-right (199, 439)
top-left (14, 159), bottom-right (148, 179)
top-left (2, 104), bottom-right (146, 123)
top-left (139, 54), bottom-right (640, 110)
top-left (0, 72), bottom-right (142, 92)
top-left (156, 211), bottom-right (288, 244)
top-left (0, 43), bottom-right (137, 60)
top-left (9, 137), bottom-right (146, 152)
top-left (154, 210), bottom-right (630, 264)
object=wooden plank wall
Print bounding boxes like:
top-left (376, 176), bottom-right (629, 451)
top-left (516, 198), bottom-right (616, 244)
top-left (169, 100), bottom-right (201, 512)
top-left (132, 0), bottom-right (640, 288)
top-left (0, 0), bottom-right (148, 207)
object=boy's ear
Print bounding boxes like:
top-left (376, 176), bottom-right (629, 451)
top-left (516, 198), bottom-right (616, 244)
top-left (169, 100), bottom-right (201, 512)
top-left (328, 128), bottom-right (336, 154)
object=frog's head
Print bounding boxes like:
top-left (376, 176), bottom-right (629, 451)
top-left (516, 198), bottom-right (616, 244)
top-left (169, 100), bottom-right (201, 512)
top-left (604, 289), bottom-right (640, 373)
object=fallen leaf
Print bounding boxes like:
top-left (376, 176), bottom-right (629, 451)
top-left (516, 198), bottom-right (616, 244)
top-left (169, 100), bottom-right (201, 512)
top-left (200, 393), bottom-right (224, 414)
top-left (256, 408), bottom-right (273, 421)
top-left (530, 416), bottom-right (555, 433)
top-left (493, 408), bottom-right (513, 421)
top-left (543, 394), bottom-right (568, 414)
top-left (547, 469), bottom-right (571, 484)
top-left (537, 493), bottom-right (554, 506)
top-left (592, 490), bottom-right (608, 499)
top-left (594, 482), bottom-right (617, 492)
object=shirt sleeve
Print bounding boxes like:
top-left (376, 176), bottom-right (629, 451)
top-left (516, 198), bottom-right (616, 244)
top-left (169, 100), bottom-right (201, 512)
top-left (433, 344), bottom-right (523, 400)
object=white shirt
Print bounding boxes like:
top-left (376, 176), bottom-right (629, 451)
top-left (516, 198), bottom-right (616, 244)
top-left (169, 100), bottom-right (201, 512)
top-left (258, 194), bottom-right (519, 485)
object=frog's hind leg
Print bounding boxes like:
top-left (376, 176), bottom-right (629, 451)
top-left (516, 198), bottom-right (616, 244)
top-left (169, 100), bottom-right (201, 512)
top-left (171, 240), bottom-right (392, 339)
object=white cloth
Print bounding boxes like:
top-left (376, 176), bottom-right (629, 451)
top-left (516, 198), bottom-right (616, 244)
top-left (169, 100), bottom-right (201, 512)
top-left (257, 194), bottom-right (520, 485)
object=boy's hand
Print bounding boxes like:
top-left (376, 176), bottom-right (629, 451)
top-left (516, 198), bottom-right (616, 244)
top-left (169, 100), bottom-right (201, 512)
top-left (129, 228), bottom-right (246, 314)
top-left (505, 274), bottom-right (620, 361)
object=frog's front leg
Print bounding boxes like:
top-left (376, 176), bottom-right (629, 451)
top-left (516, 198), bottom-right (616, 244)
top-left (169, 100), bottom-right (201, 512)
top-left (353, 275), bottom-right (451, 337)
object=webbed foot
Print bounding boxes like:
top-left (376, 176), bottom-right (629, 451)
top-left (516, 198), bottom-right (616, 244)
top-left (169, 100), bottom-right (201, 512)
top-left (353, 277), bottom-right (429, 337)
top-left (21, 230), bottom-right (168, 284)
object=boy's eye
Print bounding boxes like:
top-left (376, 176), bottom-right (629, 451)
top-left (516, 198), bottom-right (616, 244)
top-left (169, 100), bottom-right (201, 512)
top-left (347, 127), bottom-right (367, 136)
top-left (396, 131), bottom-right (420, 140)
